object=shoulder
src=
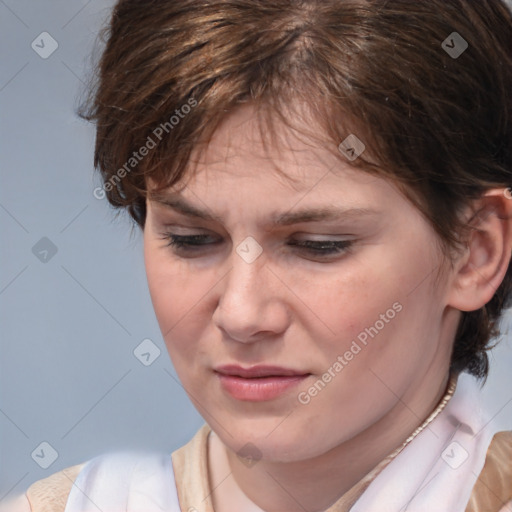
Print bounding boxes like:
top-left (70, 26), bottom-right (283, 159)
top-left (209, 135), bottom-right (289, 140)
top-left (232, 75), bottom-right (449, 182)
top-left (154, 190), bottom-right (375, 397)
top-left (0, 463), bottom-right (86, 512)
top-left (466, 430), bottom-right (512, 512)
top-left (26, 463), bottom-right (86, 512)
top-left (2, 447), bottom-right (175, 512)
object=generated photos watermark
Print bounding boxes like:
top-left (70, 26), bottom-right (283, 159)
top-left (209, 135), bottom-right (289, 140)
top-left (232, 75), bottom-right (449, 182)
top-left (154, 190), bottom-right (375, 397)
top-left (93, 97), bottom-right (197, 200)
top-left (298, 301), bottom-right (403, 405)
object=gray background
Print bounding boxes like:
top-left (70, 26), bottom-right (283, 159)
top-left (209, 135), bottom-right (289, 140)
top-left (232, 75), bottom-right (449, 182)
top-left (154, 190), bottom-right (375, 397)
top-left (1, 0), bottom-right (511, 502)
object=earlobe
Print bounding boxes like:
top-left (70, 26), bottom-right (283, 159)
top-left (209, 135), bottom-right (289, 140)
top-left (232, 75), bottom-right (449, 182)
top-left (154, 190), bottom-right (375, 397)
top-left (447, 188), bottom-right (512, 312)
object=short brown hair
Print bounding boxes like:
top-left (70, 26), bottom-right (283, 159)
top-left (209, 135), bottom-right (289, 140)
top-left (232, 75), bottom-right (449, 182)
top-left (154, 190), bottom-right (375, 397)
top-left (79, 0), bottom-right (512, 379)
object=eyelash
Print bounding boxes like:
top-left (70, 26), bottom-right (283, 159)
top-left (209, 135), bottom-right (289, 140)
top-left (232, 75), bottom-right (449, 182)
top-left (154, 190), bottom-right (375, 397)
top-left (159, 233), bottom-right (353, 258)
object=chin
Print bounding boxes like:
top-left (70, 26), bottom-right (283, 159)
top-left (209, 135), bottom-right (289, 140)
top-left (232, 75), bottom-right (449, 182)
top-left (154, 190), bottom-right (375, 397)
top-left (215, 417), bottom-right (333, 463)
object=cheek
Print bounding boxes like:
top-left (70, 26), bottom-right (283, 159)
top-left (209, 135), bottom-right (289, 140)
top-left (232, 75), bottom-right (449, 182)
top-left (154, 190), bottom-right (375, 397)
top-left (306, 263), bottom-right (396, 345)
top-left (324, 271), bottom-right (444, 401)
top-left (145, 237), bottom-right (196, 318)
top-left (145, 242), bottom-right (193, 340)
top-left (311, 248), bottom-right (436, 374)
top-left (145, 248), bottom-right (179, 330)
top-left (144, 240), bottom-right (215, 369)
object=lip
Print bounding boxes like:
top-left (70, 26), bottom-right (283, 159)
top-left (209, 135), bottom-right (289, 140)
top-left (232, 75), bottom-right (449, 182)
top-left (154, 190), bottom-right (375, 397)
top-left (215, 364), bottom-right (309, 378)
top-left (214, 365), bottom-right (311, 401)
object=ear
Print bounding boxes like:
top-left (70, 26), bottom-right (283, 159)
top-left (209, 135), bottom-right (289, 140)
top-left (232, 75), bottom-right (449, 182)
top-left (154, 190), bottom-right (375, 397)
top-left (447, 188), bottom-right (512, 312)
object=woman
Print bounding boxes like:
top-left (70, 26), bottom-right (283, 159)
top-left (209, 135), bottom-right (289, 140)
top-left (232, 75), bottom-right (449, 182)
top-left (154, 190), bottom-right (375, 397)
top-left (4, 0), bottom-right (512, 510)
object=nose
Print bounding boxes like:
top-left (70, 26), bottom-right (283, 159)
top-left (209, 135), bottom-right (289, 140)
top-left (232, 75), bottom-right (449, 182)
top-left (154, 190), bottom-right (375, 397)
top-left (211, 241), bottom-right (290, 344)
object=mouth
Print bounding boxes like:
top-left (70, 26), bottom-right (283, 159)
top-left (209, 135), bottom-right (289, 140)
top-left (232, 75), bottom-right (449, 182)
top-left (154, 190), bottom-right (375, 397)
top-left (214, 365), bottom-right (311, 401)
top-left (215, 364), bottom-right (309, 378)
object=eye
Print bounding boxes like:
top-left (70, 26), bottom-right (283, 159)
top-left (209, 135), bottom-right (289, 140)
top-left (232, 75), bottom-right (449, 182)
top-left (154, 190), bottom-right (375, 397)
top-left (161, 233), bottom-right (219, 251)
top-left (287, 239), bottom-right (353, 255)
top-left (159, 232), bottom-right (354, 258)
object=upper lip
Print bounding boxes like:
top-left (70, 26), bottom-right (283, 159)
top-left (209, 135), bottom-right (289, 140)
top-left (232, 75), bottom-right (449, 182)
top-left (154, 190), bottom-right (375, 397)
top-left (214, 364), bottom-right (310, 378)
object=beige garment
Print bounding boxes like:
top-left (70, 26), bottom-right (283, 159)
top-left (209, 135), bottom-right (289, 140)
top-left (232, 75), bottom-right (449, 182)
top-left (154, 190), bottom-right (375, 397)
top-left (466, 430), bottom-right (512, 512)
top-left (0, 464), bottom-right (85, 512)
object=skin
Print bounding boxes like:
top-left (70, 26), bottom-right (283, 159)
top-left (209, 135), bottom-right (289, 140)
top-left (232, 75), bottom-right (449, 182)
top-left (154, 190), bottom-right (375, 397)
top-left (143, 104), bottom-right (512, 512)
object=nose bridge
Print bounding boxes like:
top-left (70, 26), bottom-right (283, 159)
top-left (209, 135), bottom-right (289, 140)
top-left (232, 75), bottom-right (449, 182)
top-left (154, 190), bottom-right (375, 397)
top-left (224, 235), bottom-right (268, 299)
top-left (212, 235), bottom-right (288, 340)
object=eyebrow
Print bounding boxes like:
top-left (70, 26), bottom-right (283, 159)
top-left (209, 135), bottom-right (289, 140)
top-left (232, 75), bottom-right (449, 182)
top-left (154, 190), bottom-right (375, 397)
top-left (149, 193), bottom-right (379, 227)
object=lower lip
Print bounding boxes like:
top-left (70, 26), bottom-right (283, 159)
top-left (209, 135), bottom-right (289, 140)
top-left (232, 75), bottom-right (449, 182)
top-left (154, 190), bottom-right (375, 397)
top-left (216, 373), bottom-right (309, 401)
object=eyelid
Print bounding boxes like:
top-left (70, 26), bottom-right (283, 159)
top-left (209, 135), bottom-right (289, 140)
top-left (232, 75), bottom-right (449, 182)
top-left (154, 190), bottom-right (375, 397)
top-left (291, 232), bottom-right (355, 240)
top-left (160, 231), bottom-right (354, 245)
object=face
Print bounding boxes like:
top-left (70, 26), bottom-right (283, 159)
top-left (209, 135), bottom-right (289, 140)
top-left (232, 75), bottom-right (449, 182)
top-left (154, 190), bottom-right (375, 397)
top-left (143, 104), bottom-right (455, 462)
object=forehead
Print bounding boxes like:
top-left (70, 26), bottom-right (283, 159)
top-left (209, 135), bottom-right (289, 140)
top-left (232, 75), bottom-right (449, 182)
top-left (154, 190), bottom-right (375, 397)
top-left (176, 102), bottom-right (378, 193)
